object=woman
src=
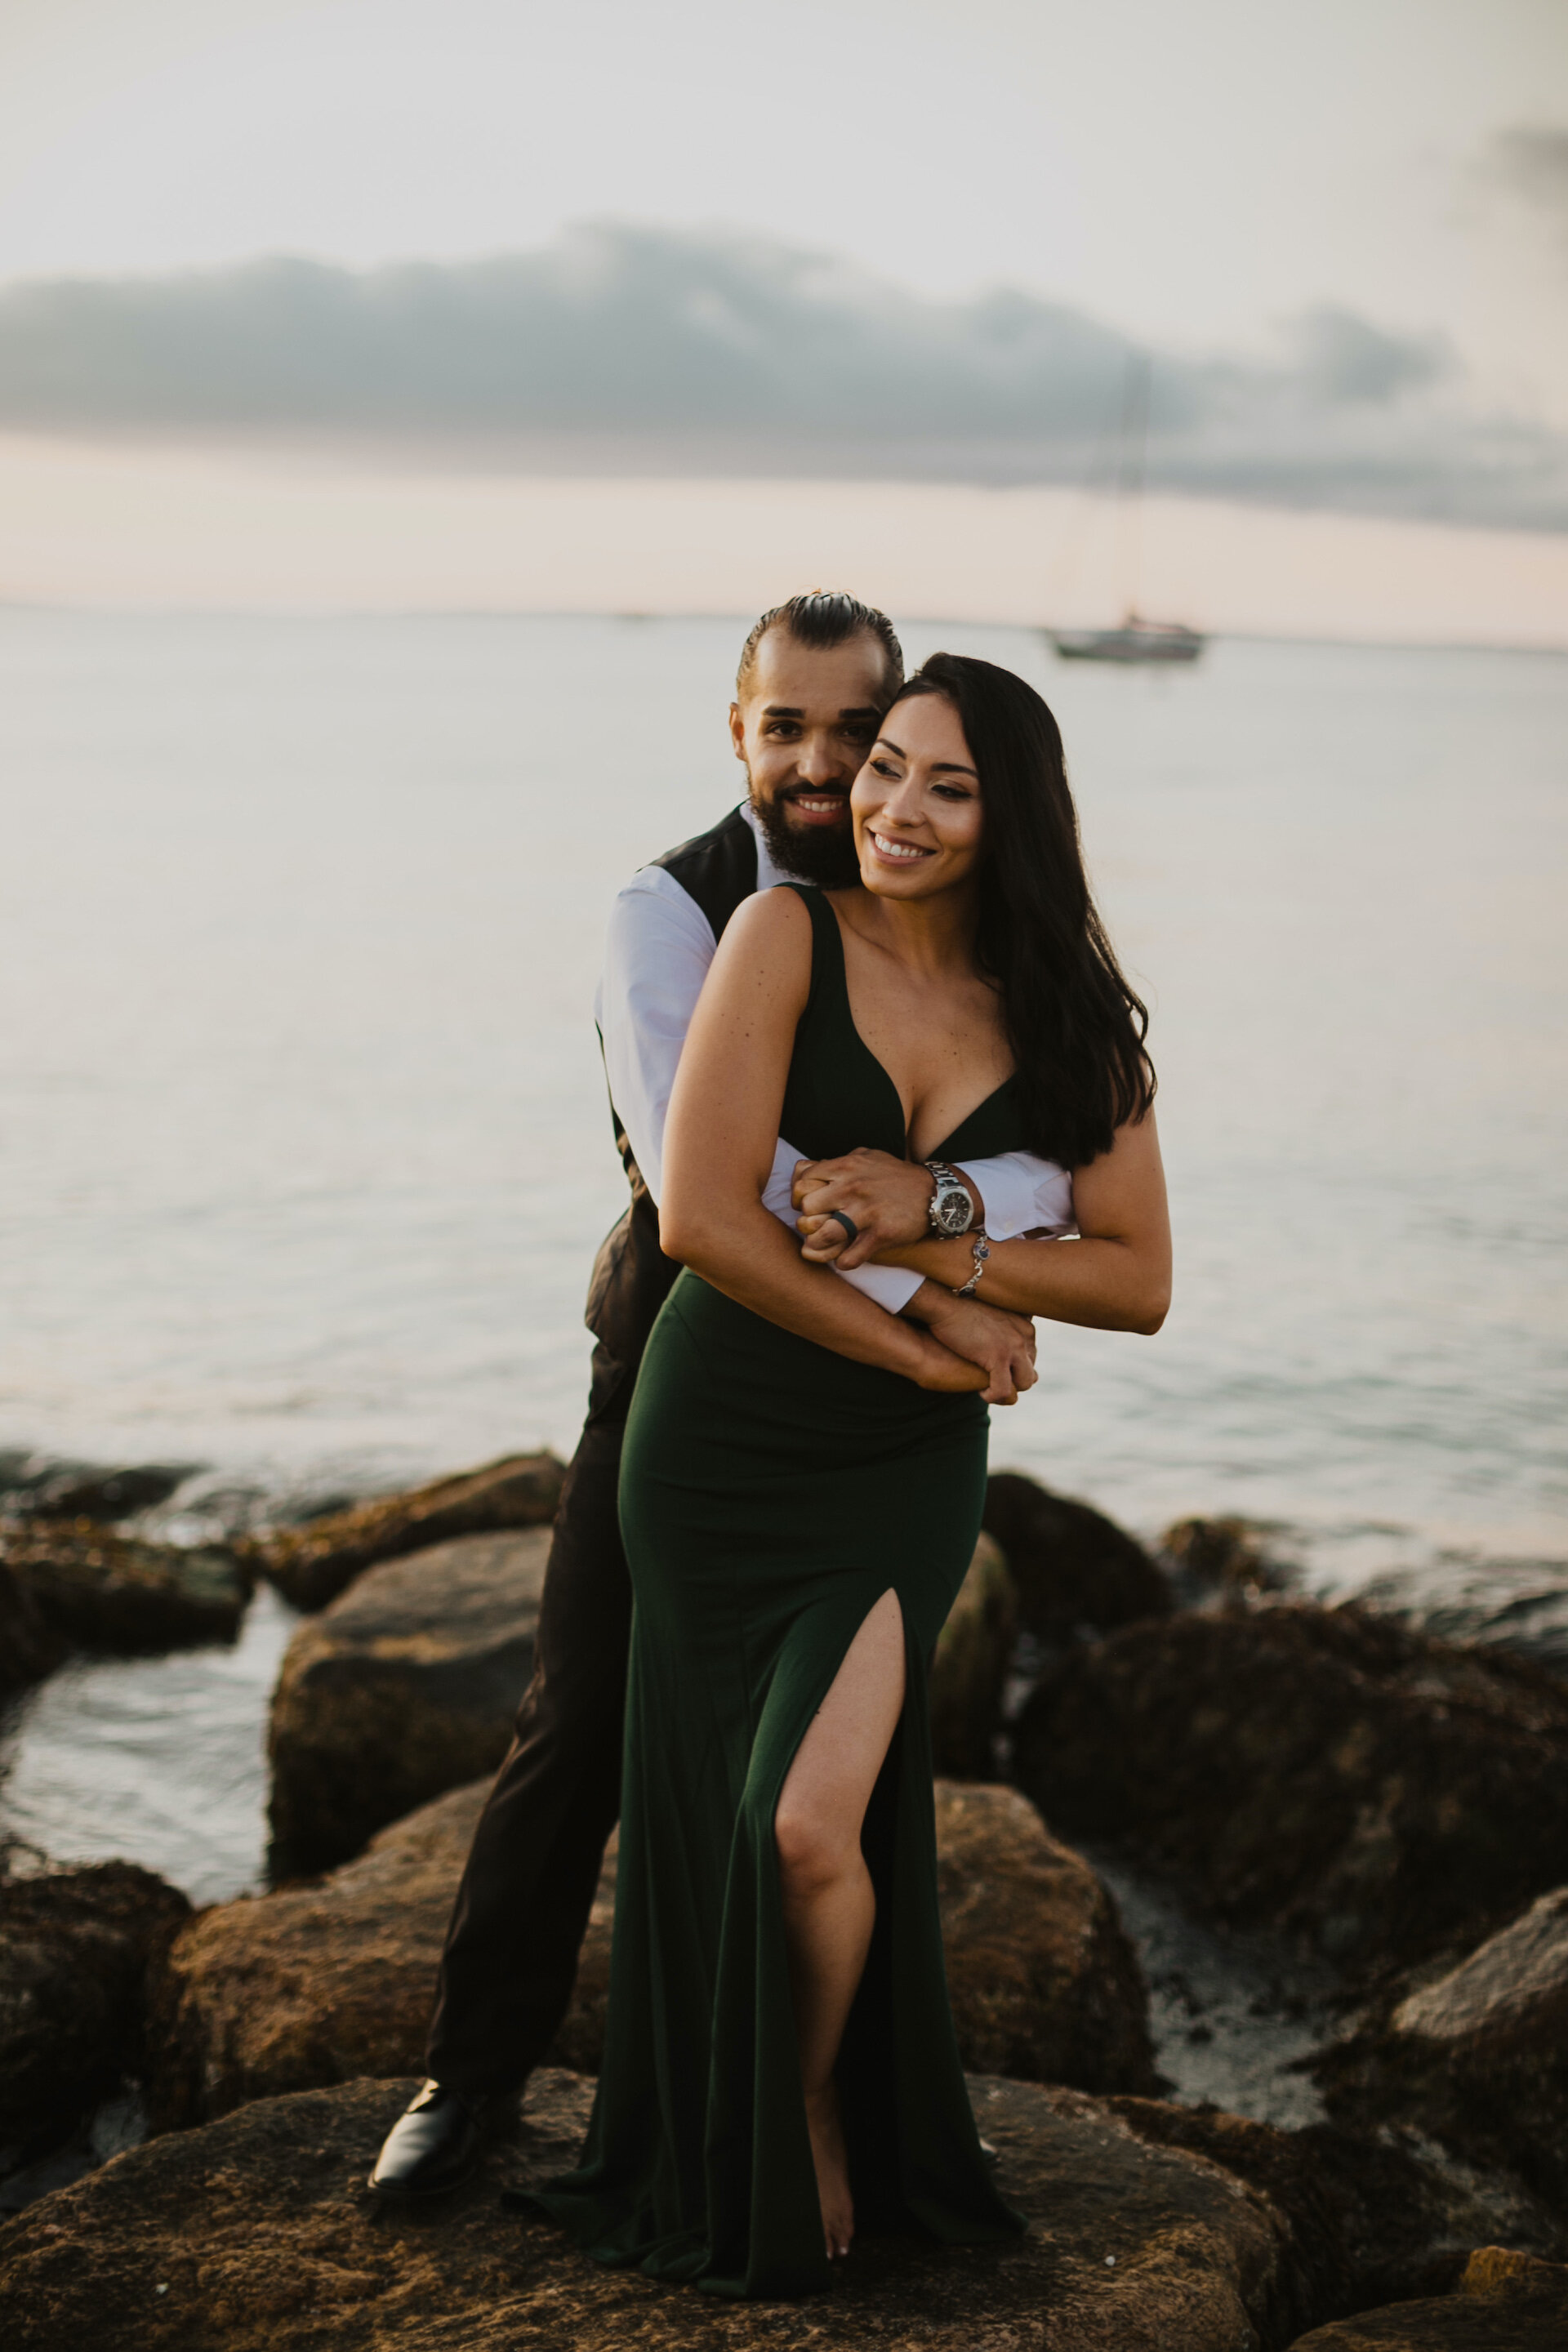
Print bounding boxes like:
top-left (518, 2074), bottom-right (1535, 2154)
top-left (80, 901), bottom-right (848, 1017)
top-left (528, 653), bottom-right (1171, 2297)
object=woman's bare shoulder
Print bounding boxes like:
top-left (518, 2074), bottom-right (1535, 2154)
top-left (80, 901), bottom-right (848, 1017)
top-left (715, 881), bottom-right (815, 969)
top-left (693, 882), bottom-right (816, 1028)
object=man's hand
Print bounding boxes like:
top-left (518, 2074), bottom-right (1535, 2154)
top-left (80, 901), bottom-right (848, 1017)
top-left (904, 1282), bottom-right (1037, 1407)
top-left (793, 1148), bottom-right (981, 1271)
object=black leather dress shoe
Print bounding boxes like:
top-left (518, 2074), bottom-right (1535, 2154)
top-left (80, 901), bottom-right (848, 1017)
top-left (368, 2081), bottom-right (485, 2197)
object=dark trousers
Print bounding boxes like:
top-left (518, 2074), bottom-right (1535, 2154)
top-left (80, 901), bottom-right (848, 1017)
top-left (424, 1411), bottom-right (632, 2099)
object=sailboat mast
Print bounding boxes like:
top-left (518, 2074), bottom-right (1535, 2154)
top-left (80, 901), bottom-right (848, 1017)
top-left (1115, 349), bottom-right (1152, 625)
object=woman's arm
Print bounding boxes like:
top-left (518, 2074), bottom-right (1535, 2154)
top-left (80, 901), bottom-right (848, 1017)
top-left (659, 889), bottom-right (991, 1392)
top-left (862, 1109), bottom-right (1171, 1335)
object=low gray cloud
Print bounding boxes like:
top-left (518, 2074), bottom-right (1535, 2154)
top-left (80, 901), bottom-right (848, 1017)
top-left (1, 223), bottom-right (1563, 529)
top-left (1485, 123), bottom-right (1568, 230)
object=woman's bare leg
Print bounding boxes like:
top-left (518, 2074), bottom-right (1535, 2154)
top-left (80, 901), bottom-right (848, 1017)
top-left (773, 1588), bottom-right (906, 2261)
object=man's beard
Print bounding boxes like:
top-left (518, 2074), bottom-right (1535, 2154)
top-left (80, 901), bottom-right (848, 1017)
top-left (751, 792), bottom-right (863, 889)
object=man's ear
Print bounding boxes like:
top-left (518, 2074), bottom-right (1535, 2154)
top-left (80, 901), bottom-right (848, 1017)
top-left (728, 702), bottom-right (747, 763)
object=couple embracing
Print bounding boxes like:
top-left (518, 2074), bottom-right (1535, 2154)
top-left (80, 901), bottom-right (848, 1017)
top-left (371, 593), bottom-right (1172, 2300)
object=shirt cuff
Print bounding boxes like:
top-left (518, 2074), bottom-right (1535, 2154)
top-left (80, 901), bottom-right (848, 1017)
top-left (955, 1154), bottom-right (1036, 1241)
top-left (764, 1137), bottom-right (923, 1314)
top-left (834, 1260), bottom-right (923, 1313)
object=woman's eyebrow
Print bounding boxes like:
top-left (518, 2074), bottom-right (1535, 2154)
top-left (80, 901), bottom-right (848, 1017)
top-left (872, 734), bottom-right (978, 780)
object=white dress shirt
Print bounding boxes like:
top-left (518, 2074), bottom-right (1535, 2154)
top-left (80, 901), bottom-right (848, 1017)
top-left (595, 804), bottom-right (1075, 1314)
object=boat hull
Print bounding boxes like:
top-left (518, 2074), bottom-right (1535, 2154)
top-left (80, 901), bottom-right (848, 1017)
top-left (1048, 626), bottom-right (1205, 666)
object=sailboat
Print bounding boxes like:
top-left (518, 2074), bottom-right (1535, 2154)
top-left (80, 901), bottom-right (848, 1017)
top-left (1045, 354), bottom-right (1206, 666)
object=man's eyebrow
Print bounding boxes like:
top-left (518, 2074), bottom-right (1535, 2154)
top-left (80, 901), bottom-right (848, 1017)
top-left (759, 704), bottom-right (881, 721)
top-left (873, 733), bottom-right (979, 778)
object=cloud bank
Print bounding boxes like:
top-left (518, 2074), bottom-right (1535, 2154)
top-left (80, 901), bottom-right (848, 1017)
top-left (1, 224), bottom-right (1563, 530)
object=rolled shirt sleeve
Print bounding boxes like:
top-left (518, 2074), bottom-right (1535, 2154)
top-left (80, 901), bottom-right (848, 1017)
top-left (954, 1150), bottom-right (1076, 1240)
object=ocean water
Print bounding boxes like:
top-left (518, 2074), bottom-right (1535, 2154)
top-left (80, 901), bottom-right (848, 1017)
top-left (1, 611), bottom-right (1566, 1912)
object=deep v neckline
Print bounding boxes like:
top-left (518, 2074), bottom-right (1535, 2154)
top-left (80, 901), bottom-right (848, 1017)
top-left (820, 894), bottom-right (1013, 1165)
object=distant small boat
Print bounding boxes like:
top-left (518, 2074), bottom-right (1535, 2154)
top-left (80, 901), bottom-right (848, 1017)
top-left (1044, 353), bottom-right (1206, 666)
top-left (1049, 614), bottom-right (1205, 665)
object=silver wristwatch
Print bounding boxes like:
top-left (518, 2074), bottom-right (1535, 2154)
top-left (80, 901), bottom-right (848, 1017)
top-left (924, 1160), bottom-right (975, 1238)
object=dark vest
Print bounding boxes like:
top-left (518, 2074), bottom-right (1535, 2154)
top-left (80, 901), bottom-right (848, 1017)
top-left (582, 805), bottom-right (760, 1423)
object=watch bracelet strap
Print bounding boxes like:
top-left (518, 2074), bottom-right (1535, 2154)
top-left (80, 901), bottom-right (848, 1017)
top-left (924, 1158), bottom-right (973, 1236)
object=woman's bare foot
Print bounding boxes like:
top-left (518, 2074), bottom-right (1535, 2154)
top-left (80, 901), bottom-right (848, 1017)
top-left (804, 2082), bottom-right (854, 2260)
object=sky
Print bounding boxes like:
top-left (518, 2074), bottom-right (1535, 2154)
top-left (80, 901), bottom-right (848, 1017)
top-left (1, 0), bottom-right (1565, 630)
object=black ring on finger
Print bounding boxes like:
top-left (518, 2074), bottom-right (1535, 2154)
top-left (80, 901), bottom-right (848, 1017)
top-left (826, 1209), bottom-right (859, 1244)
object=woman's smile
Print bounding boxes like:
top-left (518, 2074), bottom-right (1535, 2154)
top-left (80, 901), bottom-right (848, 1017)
top-left (865, 828), bottom-right (935, 864)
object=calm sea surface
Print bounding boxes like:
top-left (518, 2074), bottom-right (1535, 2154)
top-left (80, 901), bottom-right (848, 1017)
top-left (2, 612), bottom-right (1566, 1906)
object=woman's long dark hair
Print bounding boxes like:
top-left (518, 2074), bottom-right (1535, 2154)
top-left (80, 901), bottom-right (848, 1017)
top-left (895, 653), bottom-right (1154, 1168)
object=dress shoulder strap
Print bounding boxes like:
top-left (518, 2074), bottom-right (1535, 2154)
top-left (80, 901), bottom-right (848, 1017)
top-left (780, 882), bottom-right (844, 1018)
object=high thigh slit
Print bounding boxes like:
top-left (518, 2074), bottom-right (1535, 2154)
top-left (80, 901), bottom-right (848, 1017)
top-left (526, 886), bottom-right (1027, 2297)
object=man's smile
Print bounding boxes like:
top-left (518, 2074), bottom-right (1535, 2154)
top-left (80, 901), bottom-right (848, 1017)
top-left (779, 786), bottom-right (852, 826)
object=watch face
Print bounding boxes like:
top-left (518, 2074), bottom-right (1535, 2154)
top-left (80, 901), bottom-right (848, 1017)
top-left (936, 1191), bottom-right (970, 1235)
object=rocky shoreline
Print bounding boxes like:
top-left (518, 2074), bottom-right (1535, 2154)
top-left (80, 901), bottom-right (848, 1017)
top-left (3, 1448), bottom-right (1568, 2345)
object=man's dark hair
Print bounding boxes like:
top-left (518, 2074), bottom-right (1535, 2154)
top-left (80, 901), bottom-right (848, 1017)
top-left (735, 591), bottom-right (904, 701)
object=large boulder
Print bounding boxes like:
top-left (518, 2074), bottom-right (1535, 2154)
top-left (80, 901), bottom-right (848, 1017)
top-left (1103, 2099), bottom-right (1565, 2326)
top-left (267, 1530), bottom-right (549, 1877)
top-left (151, 1778), bottom-right (1154, 2123)
top-left (982, 1471), bottom-right (1170, 1643)
top-left (0, 1859), bottom-right (190, 2167)
top-left (934, 1782), bottom-right (1157, 2094)
top-left (2, 1461), bottom-right (195, 1521)
top-left (1312, 1886), bottom-right (1568, 2205)
top-left (0, 1524), bottom-right (247, 1655)
top-left (1287, 2248), bottom-right (1568, 2350)
top-left (243, 1450), bottom-right (565, 1611)
top-left (928, 1530), bottom-right (1017, 1779)
top-left (1013, 1602), bottom-right (1568, 1970)
top-left (0, 2069), bottom-right (1325, 2350)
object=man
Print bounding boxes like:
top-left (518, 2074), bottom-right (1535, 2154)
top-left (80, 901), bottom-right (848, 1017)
top-left (370, 592), bottom-right (1067, 2194)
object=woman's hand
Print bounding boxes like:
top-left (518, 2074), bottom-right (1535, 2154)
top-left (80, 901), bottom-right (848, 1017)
top-left (904, 1283), bottom-right (1037, 1405)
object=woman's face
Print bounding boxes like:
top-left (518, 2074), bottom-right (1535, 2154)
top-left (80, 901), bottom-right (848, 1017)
top-left (850, 692), bottom-right (984, 901)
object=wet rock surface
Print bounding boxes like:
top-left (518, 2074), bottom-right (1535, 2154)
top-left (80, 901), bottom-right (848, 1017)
top-left (1160, 1514), bottom-right (1297, 1602)
top-left (242, 1450), bottom-right (565, 1612)
top-left (0, 1457), bottom-right (197, 1523)
top-left (1105, 2098), bottom-right (1565, 2324)
top-left (1014, 1602), bottom-right (1568, 1971)
top-left (929, 1530), bottom-right (1018, 1778)
top-left (152, 1777), bottom-right (1157, 2121)
top-left (0, 1524), bottom-right (247, 1656)
top-left (0, 2068), bottom-right (1322, 2350)
top-left (1287, 2247), bottom-right (1568, 2349)
top-left (0, 1566), bottom-right (62, 1695)
top-left (267, 1530), bottom-right (550, 1877)
top-left (0, 1856), bottom-right (189, 2164)
top-left (1312, 1886), bottom-right (1568, 2205)
top-left (982, 1472), bottom-right (1172, 1643)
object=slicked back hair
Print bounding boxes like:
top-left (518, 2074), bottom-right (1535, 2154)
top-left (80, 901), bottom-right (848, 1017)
top-left (735, 591), bottom-right (904, 703)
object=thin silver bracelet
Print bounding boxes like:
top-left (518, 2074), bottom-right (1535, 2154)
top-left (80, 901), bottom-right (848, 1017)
top-left (955, 1231), bottom-right (990, 1297)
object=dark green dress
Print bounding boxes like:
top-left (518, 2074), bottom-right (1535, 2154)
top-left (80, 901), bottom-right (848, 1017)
top-left (530, 885), bottom-right (1027, 2298)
